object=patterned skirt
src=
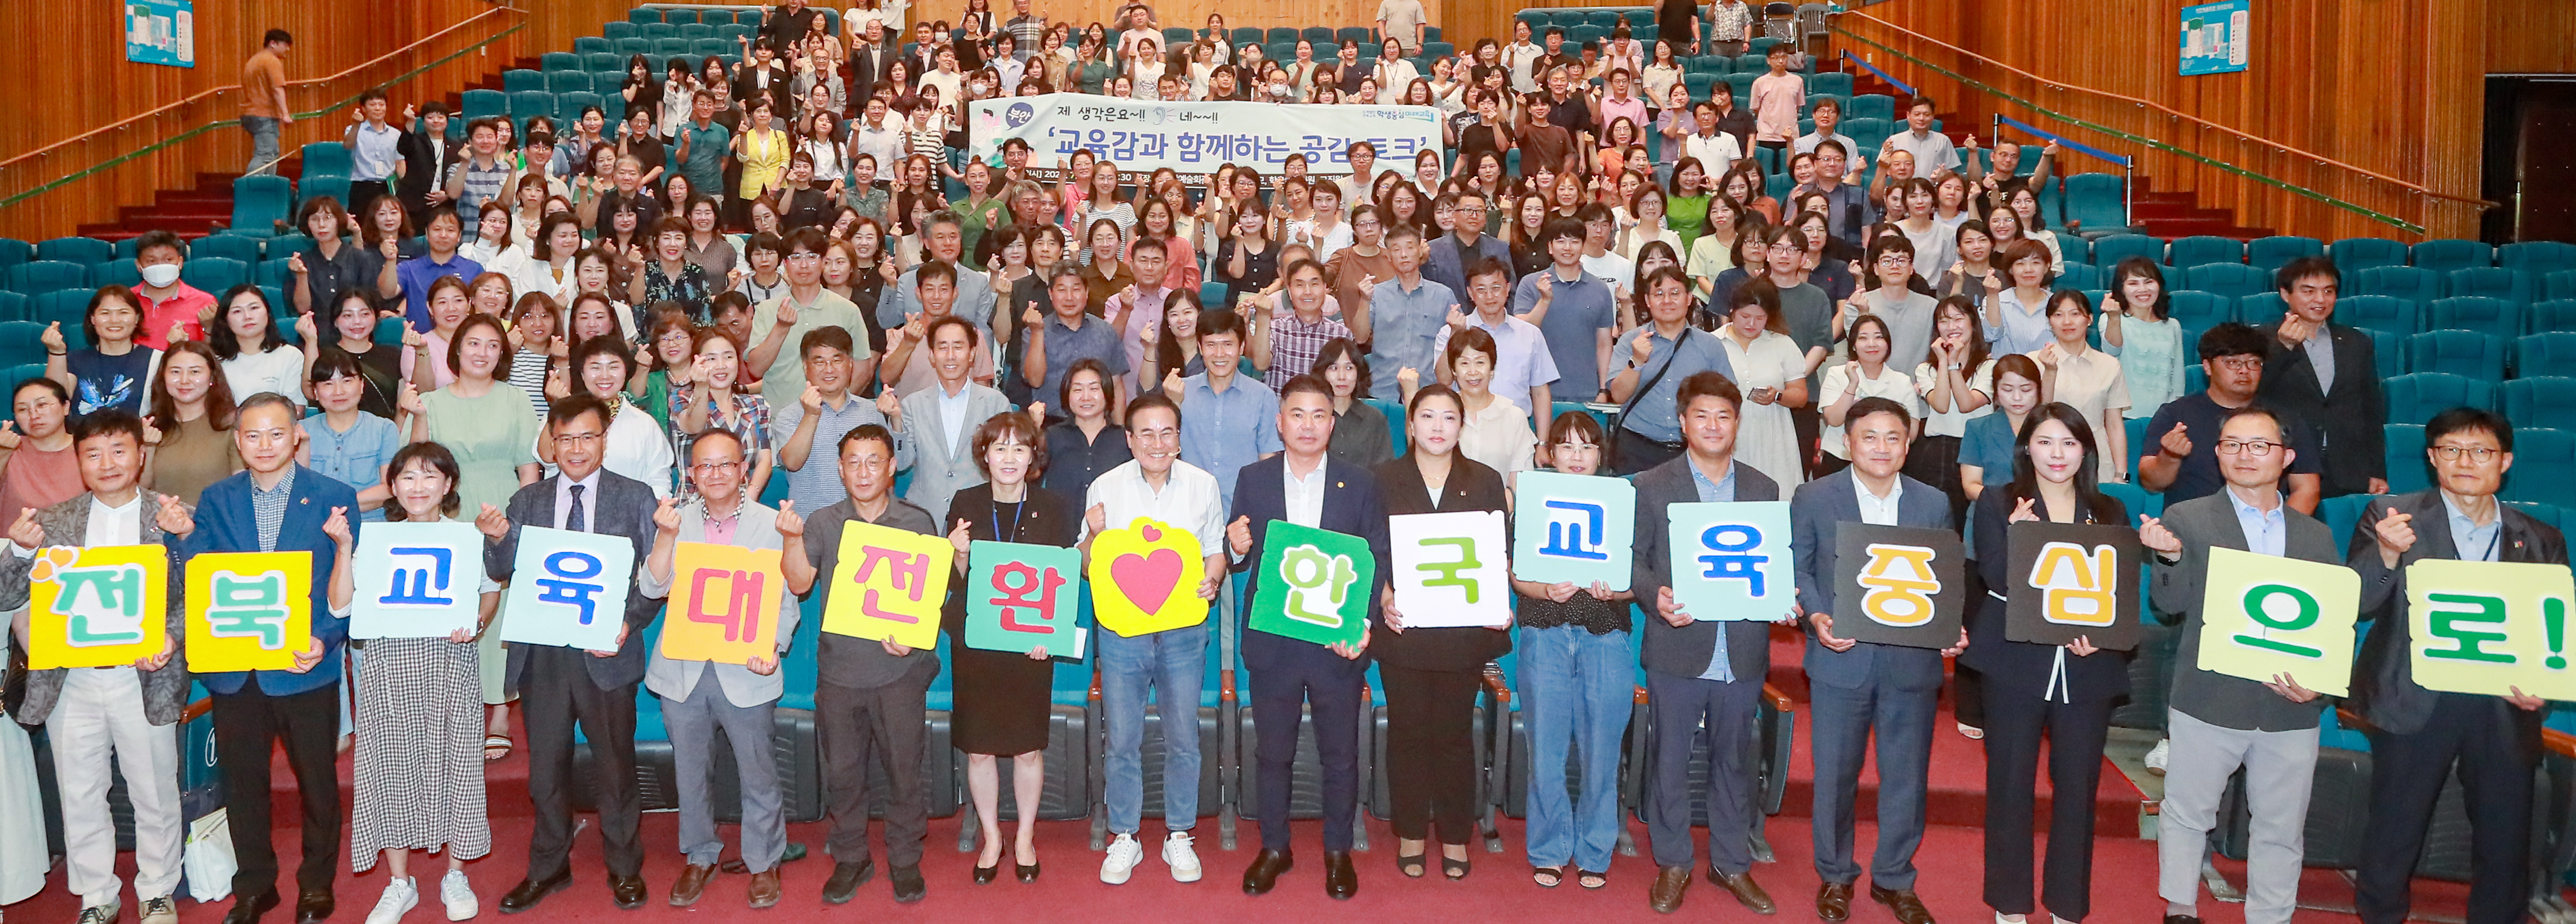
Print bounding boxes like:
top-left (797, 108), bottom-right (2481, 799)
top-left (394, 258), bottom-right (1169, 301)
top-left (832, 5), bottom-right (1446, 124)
top-left (350, 637), bottom-right (491, 870)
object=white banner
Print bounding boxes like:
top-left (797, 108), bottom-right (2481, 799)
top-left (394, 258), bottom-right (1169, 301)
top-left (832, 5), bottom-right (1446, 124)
top-left (966, 94), bottom-right (1443, 178)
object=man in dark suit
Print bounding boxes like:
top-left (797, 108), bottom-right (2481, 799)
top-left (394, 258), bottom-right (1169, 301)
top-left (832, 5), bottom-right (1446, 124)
top-left (2256, 256), bottom-right (2386, 498)
top-left (2346, 406), bottom-right (2564, 924)
top-left (477, 395), bottom-right (669, 913)
top-left (762, 0), bottom-right (821, 54)
top-left (1633, 372), bottom-right (1787, 914)
top-left (397, 100), bottom-right (462, 226)
top-left (177, 394), bottom-right (361, 924)
top-left (848, 22), bottom-right (894, 107)
top-left (1225, 375), bottom-right (1388, 901)
top-left (1790, 396), bottom-right (1960, 924)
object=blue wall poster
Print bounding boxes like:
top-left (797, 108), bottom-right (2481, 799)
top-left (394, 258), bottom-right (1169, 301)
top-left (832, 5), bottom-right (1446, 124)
top-left (2179, 0), bottom-right (2248, 76)
top-left (127, 0), bottom-right (197, 68)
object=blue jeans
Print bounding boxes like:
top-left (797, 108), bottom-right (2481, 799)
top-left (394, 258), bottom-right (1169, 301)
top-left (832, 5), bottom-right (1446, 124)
top-left (1518, 624), bottom-right (1634, 872)
top-left (1098, 621), bottom-right (1209, 835)
top-left (242, 115), bottom-right (281, 174)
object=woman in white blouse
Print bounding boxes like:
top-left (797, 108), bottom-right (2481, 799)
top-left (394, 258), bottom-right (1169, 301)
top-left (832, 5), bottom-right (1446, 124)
top-left (1912, 295), bottom-right (1994, 517)
top-left (1425, 326), bottom-right (1535, 479)
top-left (208, 286), bottom-right (306, 408)
top-left (1374, 39), bottom-right (1420, 98)
top-left (542, 335), bottom-right (675, 498)
top-left (459, 202), bottom-right (532, 285)
top-left (1127, 36), bottom-right (1168, 99)
top-left (1818, 313), bottom-right (1924, 476)
top-left (1717, 271), bottom-right (1811, 489)
top-left (512, 214), bottom-right (584, 308)
top-left (2029, 290), bottom-right (2129, 483)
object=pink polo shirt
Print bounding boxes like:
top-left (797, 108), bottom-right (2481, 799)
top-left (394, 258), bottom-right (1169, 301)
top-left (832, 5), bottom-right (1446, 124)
top-left (1750, 71), bottom-right (1805, 143)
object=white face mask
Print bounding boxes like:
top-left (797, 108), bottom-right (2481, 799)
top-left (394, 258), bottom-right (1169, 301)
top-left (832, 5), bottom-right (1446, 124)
top-left (140, 263), bottom-right (181, 288)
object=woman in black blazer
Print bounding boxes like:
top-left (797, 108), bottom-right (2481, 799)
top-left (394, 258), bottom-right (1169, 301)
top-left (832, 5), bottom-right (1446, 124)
top-left (1960, 401), bottom-right (2131, 924)
top-left (1371, 384), bottom-right (1514, 880)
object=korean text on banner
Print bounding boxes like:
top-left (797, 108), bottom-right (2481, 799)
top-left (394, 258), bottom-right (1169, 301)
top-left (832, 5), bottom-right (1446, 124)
top-left (1246, 521), bottom-right (1375, 648)
top-left (819, 519), bottom-right (952, 651)
top-left (964, 540), bottom-right (1085, 655)
top-left (185, 551), bottom-right (311, 673)
top-left (351, 521), bottom-right (487, 640)
top-left (1511, 471), bottom-right (1634, 590)
top-left (1389, 510), bottom-right (1511, 629)
top-left (499, 526), bottom-right (637, 652)
top-left (966, 94), bottom-right (1443, 178)
top-left (26, 545), bottom-right (170, 670)
top-left (1087, 517), bottom-right (1209, 637)
top-left (1828, 524), bottom-right (1966, 648)
top-left (659, 542), bottom-right (788, 665)
top-left (2003, 521), bottom-right (2145, 651)
top-left (2404, 558), bottom-right (2576, 701)
top-left (2193, 547), bottom-right (2360, 697)
top-left (1668, 501), bottom-right (1796, 621)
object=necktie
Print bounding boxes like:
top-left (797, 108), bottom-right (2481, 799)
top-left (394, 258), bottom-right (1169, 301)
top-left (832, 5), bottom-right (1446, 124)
top-left (567, 484), bottom-right (587, 533)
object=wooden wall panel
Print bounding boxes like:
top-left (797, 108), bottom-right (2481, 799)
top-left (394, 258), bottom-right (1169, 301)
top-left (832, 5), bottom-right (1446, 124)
top-left (2489, 0), bottom-right (2576, 74)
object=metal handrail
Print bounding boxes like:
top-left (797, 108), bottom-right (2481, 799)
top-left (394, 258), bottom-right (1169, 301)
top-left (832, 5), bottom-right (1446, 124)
top-left (1835, 9), bottom-right (2492, 209)
top-left (0, 6), bottom-right (524, 173)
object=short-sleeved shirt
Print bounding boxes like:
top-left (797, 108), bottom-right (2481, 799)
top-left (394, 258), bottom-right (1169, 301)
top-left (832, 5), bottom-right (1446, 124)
top-left (803, 496), bottom-right (943, 688)
top-left (1265, 312), bottom-right (1350, 383)
top-left (1819, 363), bottom-right (1926, 458)
top-left (1432, 314), bottom-right (1560, 416)
top-left (680, 121), bottom-right (732, 190)
top-left (1509, 266), bottom-right (1617, 398)
top-left (2032, 345), bottom-right (2130, 461)
top-left (1913, 359), bottom-right (1995, 439)
top-left (394, 253), bottom-right (484, 332)
top-left (1364, 276), bottom-right (1456, 398)
top-left (1609, 326), bottom-right (1736, 444)
top-left (1177, 374), bottom-right (1284, 511)
top-left (135, 284), bottom-right (215, 351)
top-left (243, 50), bottom-right (287, 118)
top-left (768, 392), bottom-right (893, 513)
top-left (1959, 410), bottom-right (2017, 481)
top-left (1376, 0), bottom-right (1427, 49)
top-left (2142, 391), bottom-right (2325, 506)
top-left (1042, 423), bottom-right (1131, 497)
top-left (300, 413), bottom-right (405, 522)
top-left (349, 122), bottom-right (404, 181)
top-left (748, 288), bottom-right (871, 407)
top-left (1035, 313), bottom-right (1130, 400)
top-left (66, 346), bottom-right (159, 418)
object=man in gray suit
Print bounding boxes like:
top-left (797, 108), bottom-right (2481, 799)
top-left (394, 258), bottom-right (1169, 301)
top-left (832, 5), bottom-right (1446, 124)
top-left (478, 395), bottom-right (670, 913)
top-left (0, 410), bottom-right (190, 924)
top-left (1631, 373), bottom-right (1786, 914)
top-left (888, 313), bottom-right (1015, 519)
top-left (638, 429), bottom-right (806, 909)
top-left (2138, 406), bottom-right (2337, 924)
top-left (1790, 396), bottom-right (1959, 924)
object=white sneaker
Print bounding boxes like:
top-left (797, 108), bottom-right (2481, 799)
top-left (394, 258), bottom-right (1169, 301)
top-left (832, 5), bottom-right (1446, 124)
top-left (1100, 833), bottom-right (1144, 884)
top-left (439, 871), bottom-right (478, 921)
top-left (365, 877), bottom-right (418, 924)
top-left (2144, 738), bottom-right (2170, 775)
top-left (1162, 832), bottom-right (1202, 883)
top-left (75, 902), bottom-right (118, 924)
top-left (140, 895), bottom-right (178, 924)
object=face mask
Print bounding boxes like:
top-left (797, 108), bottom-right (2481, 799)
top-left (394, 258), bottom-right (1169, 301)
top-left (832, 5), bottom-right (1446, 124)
top-left (140, 264), bottom-right (181, 288)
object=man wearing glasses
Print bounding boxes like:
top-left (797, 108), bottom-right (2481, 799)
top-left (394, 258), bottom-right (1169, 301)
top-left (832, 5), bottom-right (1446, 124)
top-left (1422, 189), bottom-right (1514, 315)
top-left (2344, 407), bottom-right (2563, 924)
top-left (2137, 323), bottom-right (2324, 514)
top-left (746, 227), bottom-right (872, 409)
top-left (2136, 406), bottom-right (2340, 924)
top-left (637, 429), bottom-right (806, 909)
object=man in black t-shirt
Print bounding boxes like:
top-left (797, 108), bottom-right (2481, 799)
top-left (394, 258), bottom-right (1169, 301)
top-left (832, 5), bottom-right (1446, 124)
top-left (1656, 0), bottom-right (1702, 56)
top-left (2138, 322), bottom-right (2325, 512)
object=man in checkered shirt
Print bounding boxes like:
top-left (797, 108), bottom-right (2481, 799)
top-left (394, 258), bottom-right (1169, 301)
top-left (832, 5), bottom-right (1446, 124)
top-left (1251, 258), bottom-right (1351, 385)
top-left (1002, 0), bottom-right (1047, 61)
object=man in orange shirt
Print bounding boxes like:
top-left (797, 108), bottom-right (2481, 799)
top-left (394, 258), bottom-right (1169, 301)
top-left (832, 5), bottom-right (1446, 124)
top-left (242, 29), bottom-right (293, 175)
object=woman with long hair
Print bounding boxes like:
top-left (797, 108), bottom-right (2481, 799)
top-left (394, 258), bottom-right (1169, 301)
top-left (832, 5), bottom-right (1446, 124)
top-left (141, 340), bottom-right (242, 505)
top-left (940, 411), bottom-right (1067, 884)
top-left (1213, 199), bottom-right (1278, 308)
top-left (2029, 289), bottom-right (2129, 483)
top-left (505, 292), bottom-right (563, 427)
top-left (2099, 257), bottom-right (2183, 419)
top-left (1936, 219), bottom-right (2001, 309)
top-left (1373, 383), bottom-right (1514, 880)
top-left (1313, 338), bottom-right (1392, 468)
top-left (2005, 185), bottom-right (2067, 275)
top-left (1664, 158), bottom-right (1712, 254)
top-left (207, 285), bottom-right (305, 410)
top-left (1910, 295), bottom-right (1994, 523)
top-left (51, 285), bottom-right (162, 418)
top-left (1506, 193), bottom-right (1552, 278)
top-left (1716, 279), bottom-right (1810, 488)
top-left (1131, 197), bottom-right (1202, 291)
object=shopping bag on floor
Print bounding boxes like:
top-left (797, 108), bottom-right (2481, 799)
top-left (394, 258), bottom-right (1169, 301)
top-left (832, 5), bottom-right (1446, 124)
top-left (183, 808), bottom-right (235, 903)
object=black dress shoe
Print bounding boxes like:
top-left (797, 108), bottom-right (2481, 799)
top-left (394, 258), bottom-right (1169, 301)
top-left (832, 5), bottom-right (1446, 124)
top-left (608, 874), bottom-right (647, 910)
top-left (821, 861), bottom-right (873, 905)
top-left (223, 891), bottom-right (279, 924)
top-left (1323, 851), bottom-right (1357, 901)
top-left (293, 890), bottom-right (333, 924)
top-left (1241, 849), bottom-right (1292, 895)
top-left (889, 865), bottom-right (925, 904)
top-left (498, 873), bottom-right (572, 915)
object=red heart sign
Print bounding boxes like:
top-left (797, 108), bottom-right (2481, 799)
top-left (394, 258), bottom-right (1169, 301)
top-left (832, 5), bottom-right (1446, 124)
top-left (1110, 547), bottom-right (1185, 613)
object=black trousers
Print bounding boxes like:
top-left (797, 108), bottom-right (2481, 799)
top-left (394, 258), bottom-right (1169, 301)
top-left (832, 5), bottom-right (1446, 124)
top-left (2357, 693), bottom-right (2536, 924)
top-left (1792, 405), bottom-right (1825, 478)
top-left (1248, 658), bottom-right (1364, 853)
top-left (346, 180), bottom-right (392, 217)
top-left (1378, 663), bottom-right (1483, 845)
top-left (520, 647), bottom-right (644, 879)
top-left (1905, 434), bottom-right (1969, 527)
top-left (1979, 685), bottom-right (2113, 921)
top-left (1612, 427), bottom-right (1682, 477)
top-left (818, 673), bottom-right (933, 869)
top-left (213, 683), bottom-right (341, 900)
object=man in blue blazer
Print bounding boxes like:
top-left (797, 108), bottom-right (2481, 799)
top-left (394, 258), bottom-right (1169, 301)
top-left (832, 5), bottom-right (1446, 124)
top-left (1225, 375), bottom-right (1388, 901)
top-left (476, 395), bottom-right (670, 912)
top-left (178, 394), bottom-right (360, 924)
top-left (1789, 397), bottom-right (1960, 924)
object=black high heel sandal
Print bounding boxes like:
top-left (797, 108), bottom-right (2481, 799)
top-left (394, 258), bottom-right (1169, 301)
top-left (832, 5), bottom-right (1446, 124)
top-left (1442, 856), bottom-right (1472, 881)
top-left (1397, 850), bottom-right (1427, 878)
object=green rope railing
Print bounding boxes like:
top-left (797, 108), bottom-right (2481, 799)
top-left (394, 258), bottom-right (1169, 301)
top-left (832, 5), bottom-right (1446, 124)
top-left (0, 15), bottom-right (529, 216)
top-left (1831, 24), bottom-right (2428, 235)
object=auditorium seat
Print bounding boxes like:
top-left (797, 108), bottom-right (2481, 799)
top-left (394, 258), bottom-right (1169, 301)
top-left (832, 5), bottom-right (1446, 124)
top-left (2245, 235), bottom-right (2323, 272)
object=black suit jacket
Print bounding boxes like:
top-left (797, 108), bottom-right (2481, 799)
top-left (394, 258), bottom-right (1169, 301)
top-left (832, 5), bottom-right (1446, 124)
top-left (764, 4), bottom-right (821, 51)
top-left (1960, 488), bottom-right (2134, 702)
top-left (849, 43), bottom-right (893, 103)
top-left (485, 470), bottom-right (668, 691)
top-left (1229, 455), bottom-right (1391, 678)
top-left (2257, 321), bottom-right (2386, 496)
top-left (396, 129), bottom-right (459, 204)
top-left (1631, 456), bottom-right (1780, 681)
top-left (1789, 469), bottom-right (1956, 691)
top-left (1370, 454), bottom-right (1515, 672)
top-left (2350, 489), bottom-right (2566, 746)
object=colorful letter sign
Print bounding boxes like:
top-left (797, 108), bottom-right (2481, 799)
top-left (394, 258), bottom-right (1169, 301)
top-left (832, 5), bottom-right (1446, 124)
top-left (2193, 547), bottom-right (2360, 697)
top-left (350, 522), bottom-right (487, 639)
top-left (185, 552), bottom-right (312, 673)
top-left (1389, 510), bottom-right (1511, 629)
top-left (1246, 521), bottom-right (1374, 648)
top-left (1829, 524), bottom-right (1966, 648)
top-left (26, 545), bottom-right (169, 670)
top-left (1509, 471), bottom-right (1634, 590)
top-left (2405, 559), bottom-right (2576, 701)
top-left (658, 542), bottom-right (788, 665)
top-left (2004, 522), bottom-right (2144, 650)
top-left (1668, 501), bottom-right (1795, 621)
top-left (1086, 517), bottom-right (1209, 637)
top-left (819, 519), bottom-right (952, 650)
top-left (499, 526), bottom-right (637, 652)
top-left (964, 541), bottom-right (1084, 655)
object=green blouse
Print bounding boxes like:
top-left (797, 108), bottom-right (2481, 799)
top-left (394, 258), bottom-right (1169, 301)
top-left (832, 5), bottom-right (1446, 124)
top-left (1666, 194), bottom-right (1712, 255)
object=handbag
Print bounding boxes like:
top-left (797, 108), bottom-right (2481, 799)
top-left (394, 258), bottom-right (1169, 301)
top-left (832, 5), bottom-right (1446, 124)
top-left (183, 808), bottom-right (236, 903)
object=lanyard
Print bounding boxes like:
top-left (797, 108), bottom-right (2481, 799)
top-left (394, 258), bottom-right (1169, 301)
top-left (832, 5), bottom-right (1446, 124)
top-left (991, 499), bottom-right (1026, 544)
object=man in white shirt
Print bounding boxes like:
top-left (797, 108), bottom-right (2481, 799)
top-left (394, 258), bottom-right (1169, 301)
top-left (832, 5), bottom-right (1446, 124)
top-left (846, 98), bottom-right (905, 186)
top-left (1794, 97), bottom-right (1861, 162)
top-left (1878, 96), bottom-right (1960, 175)
top-left (1337, 141), bottom-right (1379, 207)
top-left (342, 89), bottom-right (407, 219)
top-left (1574, 204), bottom-right (1635, 317)
top-left (1432, 257), bottom-right (1558, 432)
top-left (1683, 100), bottom-right (1744, 177)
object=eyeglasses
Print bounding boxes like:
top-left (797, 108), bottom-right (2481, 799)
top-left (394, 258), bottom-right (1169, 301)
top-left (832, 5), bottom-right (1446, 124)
top-left (2215, 439), bottom-right (2281, 457)
top-left (690, 460), bottom-right (740, 473)
top-left (2211, 356), bottom-right (2262, 371)
top-left (2431, 444), bottom-right (2503, 463)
